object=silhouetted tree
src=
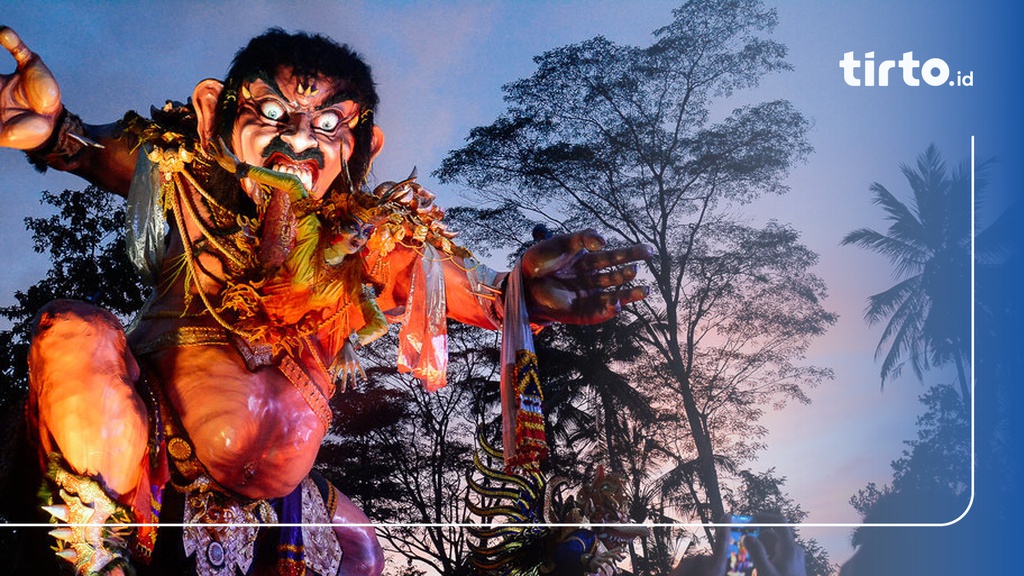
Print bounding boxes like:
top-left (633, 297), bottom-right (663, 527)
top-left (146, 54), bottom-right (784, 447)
top-left (437, 0), bottom-right (834, 538)
top-left (845, 380), bottom-right (972, 576)
top-left (320, 323), bottom-right (501, 576)
top-left (841, 145), bottom-right (975, 408)
top-left (725, 468), bottom-right (835, 576)
top-left (0, 186), bottom-right (147, 409)
top-left (849, 383), bottom-right (970, 520)
top-left (843, 150), bottom-right (1019, 576)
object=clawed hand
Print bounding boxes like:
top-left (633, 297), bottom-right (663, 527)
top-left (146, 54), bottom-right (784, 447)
top-left (587, 547), bottom-right (628, 576)
top-left (333, 340), bottom-right (367, 393)
top-left (520, 228), bottom-right (652, 325)
top-left (0, 26), bottom-right (61, 150)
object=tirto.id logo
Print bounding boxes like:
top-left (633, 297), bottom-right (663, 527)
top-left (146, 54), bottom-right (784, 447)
top-left (840, 51), bottom-right (973, 87)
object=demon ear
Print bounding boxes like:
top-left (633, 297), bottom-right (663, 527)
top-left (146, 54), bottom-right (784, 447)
top-left (192, 78), bottom-right (224, 151)
top-left (362, 123), bottom-right (385, 175)
top-left (370, 124), bottom-right (385, 158)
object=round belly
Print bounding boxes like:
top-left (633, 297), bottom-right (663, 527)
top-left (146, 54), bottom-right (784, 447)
top-left (155, 344), bottom-right (327, 499)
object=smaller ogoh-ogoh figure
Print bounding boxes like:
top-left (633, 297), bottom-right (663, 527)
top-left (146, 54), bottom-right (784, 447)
top-left (467, 437), bottom-right (650, 576)
top-left (0, 26), bottom-right (650, 576)
top-left (209, 136), bottom-right (391, 391)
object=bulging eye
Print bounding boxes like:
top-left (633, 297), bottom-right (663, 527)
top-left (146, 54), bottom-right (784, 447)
top-left (259, 100), bottom-right (286, 122)
top-left (314, 110), bottom-right (341, 132)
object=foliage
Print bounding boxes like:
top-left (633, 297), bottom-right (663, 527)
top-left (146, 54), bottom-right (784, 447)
top-left (889, 385), bottom-right (970, 497)
top-left (725, 468), bottom-right (835, 576)
top-left (437, 0), bottom-right (833, 554)
top-left (842, 485), bottom-right (971, 576)
top-left (533, 318), bottom-right (681, 574)
top-left (318, 323), bottom-right (501, 576)
top-left (845, 382), bottom-right (971, 574)
top-left (841, 145), bottom-right (975, 406)
top-left (0, 186), bottom-right (147, 409)
top-left (849, 383), bottom-right (970, 519)
top-left (842, 147), bottom-right (1021, 575)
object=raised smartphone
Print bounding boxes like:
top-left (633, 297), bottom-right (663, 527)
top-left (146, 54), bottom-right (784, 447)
top-left (725, 514), bottom-right (759, 576)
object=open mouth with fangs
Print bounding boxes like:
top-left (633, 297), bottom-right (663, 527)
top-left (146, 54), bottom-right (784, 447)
top-left (595, 511), bottom-right (651, 543)
top-left (263, 152), bottom-right (320, 195)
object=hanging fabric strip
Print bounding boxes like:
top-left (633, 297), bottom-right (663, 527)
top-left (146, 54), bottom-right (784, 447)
top-left (275, 483), bottom-right (305, 576)
top-left (500, 262), bottom-right (548, 471)
top-left (397, 244), bottom-right (450, 391)
top-left (125, 143), bottom-right (168, 284)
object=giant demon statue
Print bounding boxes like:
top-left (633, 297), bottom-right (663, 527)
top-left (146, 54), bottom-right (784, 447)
top-left (0, 26), bottom-right (649, 576)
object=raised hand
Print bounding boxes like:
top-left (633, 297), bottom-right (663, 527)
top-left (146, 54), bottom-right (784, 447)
top-left (742, 522), bottom-right (807, 576)
top-left (0, 26), bottom-right (61, 149)
top-left (520, 228), bottom-right (651, 325)
top-left (696, 514), bottom-right (807, 576)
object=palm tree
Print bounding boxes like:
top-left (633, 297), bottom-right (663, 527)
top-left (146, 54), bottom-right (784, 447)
top-left (842, 144), bottom-right (973, 408)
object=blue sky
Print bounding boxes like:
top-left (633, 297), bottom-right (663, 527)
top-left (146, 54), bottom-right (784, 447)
top-left (2, 0), bottom-right (1019, 568)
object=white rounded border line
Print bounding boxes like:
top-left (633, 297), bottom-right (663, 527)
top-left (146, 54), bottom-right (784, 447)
top-left (2, 137), bottom-right (978, 531)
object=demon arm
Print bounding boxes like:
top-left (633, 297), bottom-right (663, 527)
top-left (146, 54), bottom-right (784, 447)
top-left (1, 27), bottom-right (139, 195)
top-left (369, 229), bottom-right (651, 331)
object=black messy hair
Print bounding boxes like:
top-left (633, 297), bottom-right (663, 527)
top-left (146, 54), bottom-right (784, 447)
top-left (216, 28), bottom-right (380, 186)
